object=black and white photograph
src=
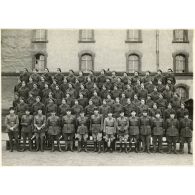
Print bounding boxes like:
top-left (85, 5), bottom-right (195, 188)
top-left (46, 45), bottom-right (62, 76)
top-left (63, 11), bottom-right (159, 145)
top-left (1, 29), bottom-right (193, 166)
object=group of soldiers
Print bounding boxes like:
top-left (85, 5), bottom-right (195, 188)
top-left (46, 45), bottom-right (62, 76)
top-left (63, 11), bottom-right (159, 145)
top-left (5, 67), bottom-right (193, 154)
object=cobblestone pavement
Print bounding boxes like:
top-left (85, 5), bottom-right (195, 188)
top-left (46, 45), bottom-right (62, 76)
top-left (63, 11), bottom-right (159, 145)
top-left (2, 134), bottom-right (193, 166)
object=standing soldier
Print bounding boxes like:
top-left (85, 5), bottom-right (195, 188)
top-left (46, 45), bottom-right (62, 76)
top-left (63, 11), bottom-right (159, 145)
top-left (177, 102), bottom-right (189, 120)
top-left (78, 93), bottom-right (88, 108)
top-left (99, 99), bottom-right (111, 119)
top-left (164, 103), bottom-right (175, 120)
top-left (42, 68), bottom-right (53, 85)
top-left (153, 69), bottom-right (165, 85)
top-left (162, 85), bottom-right (173, 102)
top-left (46, 110), bottom-right (62, 152)
top-left (58, 98), bottom-right (70, 117)
top-left (112, 97), bottom-right (123, 118)
top-left (137, 83), bottom-right (148, 100)
top-left (90, 108), bottom-right (103, 153)
top-left (53, 85), bottom-right (64, 106)
top-left (179, 111), bottom-right (193, 154)
top-left (67, 69), bottom-right (76, 84)
top-left (165, 68), bottom-right (176, 85)
top-left (76, 111), bottom-right (89, 152)
top-left (165, 111), bottom-right (179, 154)
top-left (5, 107), bottom-right (20, 152)
top-left (31, 68), bottom-right (41, 83)
top-left (91, 91), bottom-right (102, 107)
top-left (124, 84), bottom-right (135, 100)
top-left (72, 99), bottom-right (83, 118)
top-left (30, 83), bottom-right (40, 99)
top-left (65, 93), bottom-right (74, 108)
top-left (20, 108), bottom-right (33, 151)
top-left (131, 71), bottom-right (140, 86)
top-left (96, 69), bottom-right (106, 89)
top-left (103, 112), bottom-right (117, 152)
top-left (45, 98), bottom-right (58, 117)
top-left (116, 111), bottom-right (129, 153)
top-left (124, 98), bottom-right (136, 117)
top-left (18, 81), bottom-right (29, 101)
top-left (34, 109), bottom-right (46, 152)
top-left (146, 94), bottom-right (154, 109)
top-left (140, 109), bottom-right (152, 153)
top-left (77, 71), bottom-right (85, 84)
top-left (32, 96), bottom-right (45, 115)
top-left (85, 99), bottom-right (96, 118)
top-left (20, 68), bottom-right (30, 84)
top-left (138, 98), bottom-right (149, 116)
top-left (129, 110), bottom-right (140, 153)
top-left (152, 111), bottom-right (165, 153)
top-left (61, 109), bottom-right (76, 152)
top-left (27, 76), bottom-right (34, 91)
top-left (54, 68), bottom-right (64, 85)
top-left (156, 93), bottom-right (167, 117)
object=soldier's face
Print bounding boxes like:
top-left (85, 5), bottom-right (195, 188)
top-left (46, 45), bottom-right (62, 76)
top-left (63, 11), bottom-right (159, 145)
top-left (184, 115), bottom-right (189, 119)
top-left (156, 114), bottom-right (160, 118)
top-left (181, 104), bottom-right (184, 109)
top-left (62, 100), bottom-right (66, 104)
top-left (38, 110), bottom-right (42, 115)
top-left (26, 111), bottom-right (30, 115)
top-left (22, 82), bottom-right (25, 87)
top-left (20, 99), bottom-right (24, 103)
top-left (75, 101), bottom-right (78, 105)
top-left (120, 112), bottom-right (124, 117)
top-left (80, 113), bottom-right (84, 117)
top-left (10, 110), bottom-right (14, 114)
top-left (67, 111), bottom-right (71, 115)
top-left (36, 98), bottom-right (40, 102)
top-left (170, 114), bottom-right (175, 119)
top-left (108, 113), bottom-right (112, 118)
top-left (143, 112), bottom-right (147, 116)
top-left (131, 112), bottom-right (136, 117)
top-left (94, 111), bottom-right (98, 115)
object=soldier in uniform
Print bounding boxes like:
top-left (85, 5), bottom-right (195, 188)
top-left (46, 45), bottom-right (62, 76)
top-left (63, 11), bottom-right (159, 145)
top-left (170, 92), bottom-right (181, 112)
top-left (91, 91), bottom-right (102, 107)
top-left (38, 76), bottom-right (46, 92)
top-left (90, 108), bottom-right (103, 153)
top-left (152, 111), bottom-right (165, 153)
top-left (67, 69), bottom-right (76, 84)
top-left (103, 112), bottom-right (117, 152)
top-left (5, 107), bottom-right (20, 152)
top-left (27, 76), bottom-right (34, 91)
top-left (132, 94), bottom-right (141, 108)
top-left (100, 85), bottom-right (110, 100)
top-left (111, 85), bottom-right (121, 100)
top-left (76, 111), bottom-right (89, 152)
top-left (20, 108), bottom-right (33, 151)
top-left (162, 85), bottom-right (173, 102)
top-left (96, 69), bottom-right (106, 89)
top-left (121, 72), bottom-right (129, 85)
top-left (46, 110), bottom-right (62, 152)
top-left (14, 77), bottom-right (22, 93)
top-left (78, 93), bottom-right (88, 108)
top-left (45, 98), bottom-right (58, 117)
top-left (164, 103), bottom-right (175, 120)
top-left (149, 103), bottom-right (162, 118)
top-left (146, 94), bottom-right (154, 109)
top-left (116, 110), bottom-right (129, 153)
top-left (131, 71), bottom-right (140, 86)
top-left (13, 93), bottom-right (20, 110)
top-left (66, 83), bottom-right (76, 98)
top-left (150, 86), bottom-right (160, 102)
top-left (42, 83), bottom-right (52, 104)
top-left (156, 79), bottom-right (165, 93)
top-left (156, 93), bottom-right (167, 117)
top-left (18, 81), bottom-right (29, 101)
top-left (79, 84), bottom-right (89, 99)
top-left (165, 68), bottom-right (176, 85)
top-left (139, 109), bottom-right (152, 153)
top-left (72, 99), bottom-right (83, 118)
top-left (53, 85), bottom-right (64, 106)
top-left (60, 77), bottom-right (69, 95)
top-left (177, 102), bottom-right (189, 120)
top-left (30, 83), bottom-right (40, 99)
top-left (34, 109), bottom-right (46, 152)
top-left (138, 98), bottom-right (149, 116)
top-left (165, 111), bottom-right (179, 154)
top-left (153, 69), bottom-right (165, 85)
top-left (85, 99), bottom-right (96, 118)
top-left (137, 83), bottom-right (148, 100)
top-left (129, 110), bottom-right (140, 152)
top-left (104, 78), bottom-right (113, 91)
top-left (106, 94), bottom-right (115, 107)
top-left (58, 98), bottom-right (70, 117)
top-left (179, 111), bottom-right (192, 154)
top-left (42, 68), bottom-right (53, 85)
top-left (85, 77), bottom-right (94, 98)
top-left (145, 80), bottom-right (155, 94)
top-left (31, 68), bottom-right (41, 83)
top-left (65, 93), bottom-right (75, 107)
top-left (112, 97), bottom-right (123, 118)
top-left (120, 93), bottom-right (127, 107)
top-left (20, 68), bottom-right (30, 84)
top-left (99, 99), bottom-right (111, 119)
top-left (32, 96), bottom-right (45, 115)
top-left (124, 84), bottom-right (135, 100)
top-left (77, 71), bottom-right (86, 84)
top-left (54, 68), bottom-right (64, 85)
top-left (61, 109), bottom-right (76, 151)
top-left (124, 98), bottom-right (136, 117)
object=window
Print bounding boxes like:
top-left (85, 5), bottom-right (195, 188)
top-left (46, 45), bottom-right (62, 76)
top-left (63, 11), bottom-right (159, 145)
top-left (127, 54), bottom-right (140, 73)
top-left (80, 54), bottom-right (93, 72)
top-left (173, 30), bottom-right (188, 43)
top-left (34, 53), bottom-right (46, 71)
top-left (126, 30), bottom-right (142, 42)
top-left (33, 29), bottom-right (47, 42)
top-left (79, 29), bottom-right (95, 42)
top-left (173, 52), bottom-right (189, 73)
top-left (176, 87), bottom-right (188, 101)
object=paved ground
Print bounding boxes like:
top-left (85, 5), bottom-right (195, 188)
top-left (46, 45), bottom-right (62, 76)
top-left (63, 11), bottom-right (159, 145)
top-left (1, 133), bottom-right (193, 166)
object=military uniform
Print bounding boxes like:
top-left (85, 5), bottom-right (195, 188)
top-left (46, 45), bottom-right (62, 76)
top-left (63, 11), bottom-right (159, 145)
top-left (124, 88), bottom-right (135, 100)
top-left (18, 86), bottom-right (29, 101)
top-left (45, 102), bottom-right (58, 117)
top-left (66, 96), bottom-right (74, 107)
top-left (140, 115), bottom-right (152, 153)
top-left (180, 117), bottom-right (193, 154)
top-left (30, 88), bottom-right (40, 99)
top-left (61, 115), bottom-right (76, 151)
top-left (72, 104), bottom-right (83, 117)
top-left (138, 104), bottom-right (149, 116)
top-left (112, 103), bottom-right (123, 118)
top-left (42, 88), bottom-right (52, 104)
top-left (164, 108), bottom-right (175, 120)
top-left (162, 89), bottom-right (173, 102)
top-left (146, 98), bottom-right (155, 109)
top-left (34, 114), bottom-right (46, 151)
top-left (97, 74), bottom-right (106, 89)
top-left (150, 91), bottom-right (160, 102)
top-left (104, 81), bottom-right (113, 91)
top-left (5, 114), bottom-right (19, 152)
top-left (38, 81), bottom-right (46, 91)
top-left (124, 103), bottom-right (136, 117)
top-left (20, 114), bottom-right (33, 151)
top-left (120, 97), bottom-right (127, 107)
top-left (165, 118), bottom-right (179, 153)
top-left (156, 98), bottom-right (167, 117)
top-left (145, 83), bottom-right (155, 94)
top-left (111, 89), bottom-right (121, 99)
top-left (79, 88), bottom-right (89, 98)
top-left (152, 117), bottom-right (165, 153)
top-left (46, 115), bottom-right (62, 152)
top-left (54, 73), bottom-right (64, 85)
top-left (66, 88), bottom-right (76, 98)
top-left (129, 116), bottom-right (140, 152)
top-left (85, 104), bottom-right (96, 118)
top-left (149, 108), bottom-right (162, 118)
top-left (99, 104), bottom-right (111, 119)
top-left (78, 97), bottom-right (88, 108)
top-left (103, 117), bottom-right (116, 152)
top-left (137, 88), bottom-right (148, 100)
top-left (91, 95), bottom-right (102, 107)
top-left (30, 73), bottom-right (41, 83)
top-left (67, 74), bottom-right (76, 84)
top-left (27, 81), bottom-right (34, 91)
top-left (53, 89), bottom-right (64, 106)
top-left (106, 98), bottom-right (114, 107)
top-left (76, 115), bottom-right (89, 152)
top-left (60, 82), bottom-right (69, 94)
top-left (32, 102), bottom-right (45, 115)
top-left (20, 72), bottom-right (30, 83)
top-left (177, 108), bottom-right (189, 120)
top-left (77, 75), bottom-right (86, 84)
top-left (116, 116), bottom-right (129, 152)
top-left (42, 72), bottom-right (53, 85)
top-left (90, 114), bottom-right (103, 152)
top-left (58, 103), bottom-right (70, 117)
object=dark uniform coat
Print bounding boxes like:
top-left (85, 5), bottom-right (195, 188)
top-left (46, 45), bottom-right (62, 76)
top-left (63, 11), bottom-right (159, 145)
top-left (139, 116), bottom-right (152, 135)
top-left (21, 114), bottom-right (33, 133)
top-left (76, 116), bottom-right (89, 134)
top-left (5, 114), bottom-right (19, 132)
top-left (62, 115), bottom-right (76, 133)
top-left (180, 118), bottom-right (192, 138)
top-left (165, 118), bottom-right (179, 137)
top-left (90, 114), bottom-right (103, 133)
top-left (46, 115), bottom-right (61, 135)
top-left (152, 117), bottom-right (165, 135)
top-left (129, 116), bottom-right (140, 135)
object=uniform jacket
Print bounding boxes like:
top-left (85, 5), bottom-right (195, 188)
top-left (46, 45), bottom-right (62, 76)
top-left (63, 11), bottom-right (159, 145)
top-left (62, 115), bottom-right (76, 133)
top-left (32, 102), bottom-right (45, 115)
top-left (46, 115), bottom-right (61, 135)
top-left (21, 114), bottom-right (33, 133)
top-left (116, 116), bottom-right (129, 134)
top-left (180, 118), bottom-right (192, 138)
top-left (34, 114), bottom-right (46, 132)
top-left (129, 116), bottom-right (140, 135)
top-left (58, 104), bottom-right (70, 116)
top-left (139, 116), bottom-right (152, 135)
top-left (103, 117), bottom-right (116, 134)
top-left (165, 118), bottom-right (179, 137)
top-left (152, 117), bottom-right (165, 136)
top-left (16, 102), bottom-right (28, 118)
top-left (76, 116), bottom-right (89, 134)
top-left (5, 114), bottom-right (19, 132)
top-left (90, 114), bottom-right (103, 133)
top-left (85, 104), bottom-right (96, 117)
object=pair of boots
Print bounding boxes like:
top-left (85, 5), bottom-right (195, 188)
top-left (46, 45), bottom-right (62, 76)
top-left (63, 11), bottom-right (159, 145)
top-left (65, 141), bottom-right (74, 152)
top-left (36, 138), bottom-right (44, 152)
top-left (21, 139), bottom-right (32, 152)
top-left (94, 141), bottom-right (102, 153)
top-left (51, 140), bottom-right (62, 152)
top-left (119, 143), bottom-right (128, 153)
top-left (180, 143), bottom-right (192, 154)
top-left (167, 144), bottom-right (177, 154)
top-left (9, 139), bottom-right (20, 152)
top-left (77, 141), bottom-right (88, 152)
top-left (104, 141), bottom-right (114, 153)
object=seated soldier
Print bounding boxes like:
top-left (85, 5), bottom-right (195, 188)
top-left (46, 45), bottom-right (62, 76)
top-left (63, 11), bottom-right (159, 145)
top-left (177, 102), bottom-right (189, 120)
top-left (85, 99), bottom-right (96, 118)
top-left (100, 85), bottom-right (110, 100)
top-left (112, 97), bottom-right (123, 118)
top-left (104, 78), bottom-right (113, 91)
top-left (45, 98), bottom-right (58, 117)
top-left (20, 108), bottom-right (33, 151)
top-left (72, 99), bottom-right (83, 118)
top-left (34, 108), bottom-right (46, 152)
top-left (90, 108), bottom-right (103, 153)
top-left (58, 98), bottom-right (70, 117)
top-left (164, 103), bottom-right (175, 120)
top-left (120, 93), bottom-right (128, 107)
top-left (116, 110), bottom-right (129, 153)
top-left (67, 69), bottom-right (76, 84)
top-left (91, 91), bottom-right (102, 107)
top-left (77, 70), bottom-right (86, 84)
top-left (78, 93), bottom-right (88, 108)
top-left (152, 111), bottom-right (165, 153)
top-left (103, 112), bottom-right (116, 153)
top-left (46, 110), bottom-right (62, 152)
top-left (156, 93), bottom-right (167, 117)
top-left (179, 111), bottom-right (193, 154)
top-left (124, 84), bottom-right (135, 100)
top-left (5, 107), bottom-right (20, 152)
top-left (138, 98), bottom-right (149, 117)
top-left (132, 94), bottom-right (141, 108)
top-left (65, 93), bottom-right (74, 108)
top-left (129, 110), bottom-right (140, 153)
top-left (76, 111), bottom-right (89, 152)
top-left (165, 111), bottom-right (179, 154)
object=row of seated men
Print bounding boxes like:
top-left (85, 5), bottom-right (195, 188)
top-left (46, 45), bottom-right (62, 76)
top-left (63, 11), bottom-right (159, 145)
top-left (5, 104), bottom-right (192, 154)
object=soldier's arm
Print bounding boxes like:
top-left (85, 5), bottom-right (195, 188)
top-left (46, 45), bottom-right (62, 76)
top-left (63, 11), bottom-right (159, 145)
top-left (13, 115), bottom-right (19, 129)
top-left (20, 115), bottom-right (27, 126)
top-left (5, 116), bottom-right (11, 129)
top-left (41, 116), bottom-right (46, 129)
top-left (125, 118), bottom-right (129, 130)
top-left (103, 118), bottom-right (106, 133)
top-left (113, 118), bottom-right (117, 133)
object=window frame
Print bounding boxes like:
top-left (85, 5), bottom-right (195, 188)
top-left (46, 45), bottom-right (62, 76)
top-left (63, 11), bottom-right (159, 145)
top-left (175, 84), bottom-right (189, 101)
top-left (78, 29), bottom-right (95, 43)
top-left (173, 52), bottom-right (189, 73)
top-left (125, 30), bottom-right (142, 43)
top-left (172, 30), bottom-right (189, 43)
top-left (32, 29), bottom-right (48, 43)
top-left (32, 52), bottom-right (47, 71)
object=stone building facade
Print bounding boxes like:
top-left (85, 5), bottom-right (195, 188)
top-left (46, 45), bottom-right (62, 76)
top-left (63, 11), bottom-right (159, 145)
top-left (1, 29), bottom-right (193, 100)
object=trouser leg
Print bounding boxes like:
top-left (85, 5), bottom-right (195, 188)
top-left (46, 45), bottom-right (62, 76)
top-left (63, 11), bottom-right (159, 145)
top-left (173, 136), bottom-right (177, 154)
top-left (8, 132), bottom-right (13, 152)
top-left (153, 136), bottom-right (157, 152)
top-left (57, 135), bottom-right (62, 152)
top-left (13, 131), bottom-right (20, 152)
top-left (141, 135), bottom-right (145, 152)
top-left (21, 133), bottom-right (26, 151)
top-left (146, 135), bottom-right (151, 153)
top-left (35, 134), bottom-right (40, 151)
top-left (50, 135), bottom-right (54, 152)
top-left (167, 136), bottom-right (172, 154)
top-left (180, 137), bottom-right (184, 154)
top-left (40, 134), bottom-right (45, 152)
top-left (187, 138), bottom-right (192, 154)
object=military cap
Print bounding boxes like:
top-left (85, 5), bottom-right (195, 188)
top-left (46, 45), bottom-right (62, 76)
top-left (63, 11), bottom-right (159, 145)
top-left (155, 110), bottom-right (161, 114)
top-left (170, 110), bottom-right (175, 115)
top-left (9, 107), bottom-right (15, 111)
top-left (143, 109), bottom-right (148, 113)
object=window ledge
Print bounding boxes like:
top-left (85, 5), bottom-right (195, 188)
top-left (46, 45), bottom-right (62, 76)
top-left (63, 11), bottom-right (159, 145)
top-left (32, 40), bottom-right (48, 43)
top-left (78, 40), bottom-right (96, 43)
top-left (172, 40), bottom-right (189, 43)
top-left (125, 40), bottom-right (143, 43)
